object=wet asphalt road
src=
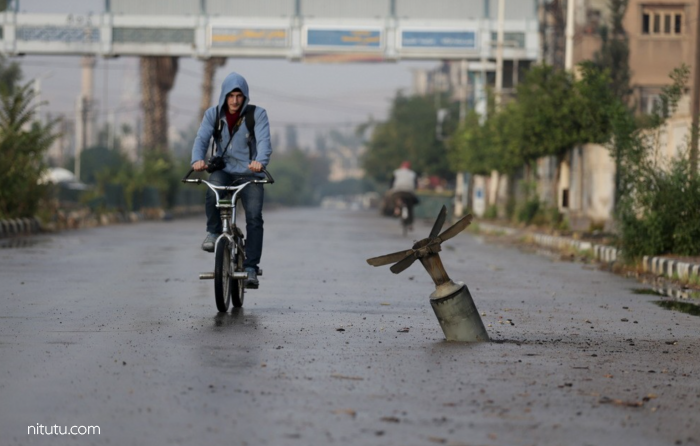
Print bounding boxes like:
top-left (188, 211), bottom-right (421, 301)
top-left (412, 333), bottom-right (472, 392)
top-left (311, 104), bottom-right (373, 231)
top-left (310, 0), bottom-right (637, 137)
top-left (0, 207), bottom-right (698, 446)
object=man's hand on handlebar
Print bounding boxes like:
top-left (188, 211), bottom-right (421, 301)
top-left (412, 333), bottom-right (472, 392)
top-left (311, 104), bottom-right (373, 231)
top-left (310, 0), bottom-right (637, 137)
top-left (192, 159), bottom-right (265, 174)
top-left (192, 160), bottom-right (207, 172)
top-left (248, 160), bottom-right (263, 173)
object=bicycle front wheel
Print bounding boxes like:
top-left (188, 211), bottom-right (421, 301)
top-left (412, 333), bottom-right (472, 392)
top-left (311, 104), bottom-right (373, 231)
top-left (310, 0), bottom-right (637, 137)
top-left (214, 237), bottom-right (232, 312)
top-left (231, 235), bottom-right (245, 308)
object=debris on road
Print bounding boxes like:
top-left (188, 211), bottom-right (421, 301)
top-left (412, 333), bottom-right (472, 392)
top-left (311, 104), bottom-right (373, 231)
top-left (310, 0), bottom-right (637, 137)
top-left (331, 373), bottom-right (364, 381)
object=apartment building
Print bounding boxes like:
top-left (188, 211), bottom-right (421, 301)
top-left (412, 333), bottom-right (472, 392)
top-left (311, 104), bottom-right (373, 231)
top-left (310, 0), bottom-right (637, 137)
top-left (626, 0), bottom-right (697, 117)
top-left (563, 0), bottom-right (698, 230)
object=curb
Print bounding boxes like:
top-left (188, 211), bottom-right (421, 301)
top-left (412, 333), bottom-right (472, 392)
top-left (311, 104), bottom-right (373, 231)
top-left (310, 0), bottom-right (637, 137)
top-left (0, 217), bottom-right (42, 238)
top-left (642, 256), bottom-right (700, 282)
top-left (0, 206), bottom-right (203, 239)
top-left (476, 221), bottom-right (700, 283)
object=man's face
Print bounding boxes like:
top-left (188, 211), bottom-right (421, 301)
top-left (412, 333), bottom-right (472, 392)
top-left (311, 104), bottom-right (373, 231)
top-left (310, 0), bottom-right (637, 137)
top-left (227, 90), bottom-right (245, 113)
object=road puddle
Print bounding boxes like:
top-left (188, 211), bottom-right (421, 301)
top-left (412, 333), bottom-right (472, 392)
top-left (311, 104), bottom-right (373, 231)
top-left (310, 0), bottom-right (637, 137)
top-left (0, 238), bottom-right (42, 249)
top-left (632, 288), bottom-right (665, 296)
top-left (634, 288), bottom-right (700, 316)
top-left (653, 300), bottom-right (700, 317)
top-left (635, 287), bottom-right (700, 300)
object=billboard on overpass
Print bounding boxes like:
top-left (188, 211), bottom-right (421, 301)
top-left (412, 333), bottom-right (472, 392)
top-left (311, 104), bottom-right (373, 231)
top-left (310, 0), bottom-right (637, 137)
top-left (211, 27), bottom-right (288, 48)
top-left (305, 28), bottom-right (382, 49)
top-left (400, 30), bottom-right (477, 49)
top-left (16, 26), bottom-right (100, 43)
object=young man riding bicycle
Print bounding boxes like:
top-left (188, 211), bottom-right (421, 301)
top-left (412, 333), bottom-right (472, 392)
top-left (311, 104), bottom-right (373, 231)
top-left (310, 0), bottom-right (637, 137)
top-left (191, 71), bottom-right (272, 289)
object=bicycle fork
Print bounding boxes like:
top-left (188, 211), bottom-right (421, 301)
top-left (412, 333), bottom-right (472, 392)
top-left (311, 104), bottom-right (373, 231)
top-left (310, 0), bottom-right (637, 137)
top-left (199, 203), bottom-right (248, 280)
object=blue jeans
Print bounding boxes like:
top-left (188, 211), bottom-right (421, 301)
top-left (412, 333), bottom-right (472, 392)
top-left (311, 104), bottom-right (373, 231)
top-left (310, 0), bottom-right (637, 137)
top-left (205, 170), bottom-right (264, 270)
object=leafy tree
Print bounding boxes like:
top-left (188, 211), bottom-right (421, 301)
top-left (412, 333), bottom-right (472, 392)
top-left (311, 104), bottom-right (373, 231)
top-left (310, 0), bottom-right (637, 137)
top-left (362, 92), bottom-right (454, 184)
top-left (593, 0), bottom-right (632, 104)
top-left (0, 80), bottom-right (59, 219)
top-left (265, 148), bottom-right (330, 206)
top-left (0, 56), bottom-right (22, 94)
top-left (78, 146), bottom-right (130, 185)
top-left (447, 110), bottom-right (490, 175)
top-left (516, 65), bottom-right (579, 160)
top-left (449, 64), bottom-right (616, 180)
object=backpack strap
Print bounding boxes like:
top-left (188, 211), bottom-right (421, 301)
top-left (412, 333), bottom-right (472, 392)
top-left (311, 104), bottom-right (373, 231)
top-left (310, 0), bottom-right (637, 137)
top-left (210, 117), bottom-right (223, 158)
top-left (244, 104), bottom-right (256, 160)
top-left (212, 117), bottom-right (223, 143)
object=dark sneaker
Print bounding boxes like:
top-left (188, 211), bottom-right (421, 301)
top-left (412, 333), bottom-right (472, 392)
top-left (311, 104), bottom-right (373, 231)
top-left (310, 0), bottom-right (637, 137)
top-left (244, 267), bottom-right (259, 289)
top-left (201, 233), bottom-right (219, 252)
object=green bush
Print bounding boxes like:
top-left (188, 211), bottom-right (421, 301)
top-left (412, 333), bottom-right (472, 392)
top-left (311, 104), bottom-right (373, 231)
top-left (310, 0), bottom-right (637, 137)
top-left (611, 65), bottom-right (700, 258)
top-left (517, 198), bottom-right (540, 225)
top-left (618, 156), bottom-right (700, 257)
top-left (484, 205), bottom-right (498, 220)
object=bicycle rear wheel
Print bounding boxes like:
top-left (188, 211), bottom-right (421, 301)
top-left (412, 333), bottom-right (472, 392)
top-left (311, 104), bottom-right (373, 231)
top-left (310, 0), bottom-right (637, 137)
top-left (401, 205), bottom-right (409, 236)
top-left (231, 235), bottom-right (245, 308)
top-left (214, 237), bottom-right (232, 312)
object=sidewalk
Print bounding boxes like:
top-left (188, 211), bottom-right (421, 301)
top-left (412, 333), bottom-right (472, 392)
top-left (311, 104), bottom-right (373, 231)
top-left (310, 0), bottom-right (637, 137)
top-left (475, 220), bottom-right (700, 285)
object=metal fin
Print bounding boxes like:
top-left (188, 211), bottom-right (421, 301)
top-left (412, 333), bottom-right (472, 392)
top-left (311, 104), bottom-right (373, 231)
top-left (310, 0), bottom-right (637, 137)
top-left (429, 205), bottom-right (447, 238)
top-left (390, 253), bottom-right (418, 274)
top-left (438, 214), bottom-right (473, 242)
top-left (366, 249), bottom-right (415, 267)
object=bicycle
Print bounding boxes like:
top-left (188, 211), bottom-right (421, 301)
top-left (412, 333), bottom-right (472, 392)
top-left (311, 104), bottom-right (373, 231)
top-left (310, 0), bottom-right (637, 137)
top-left (182, 167), bottom-right (274, 312)
top-left (390, 191), bottom-right (418, 237)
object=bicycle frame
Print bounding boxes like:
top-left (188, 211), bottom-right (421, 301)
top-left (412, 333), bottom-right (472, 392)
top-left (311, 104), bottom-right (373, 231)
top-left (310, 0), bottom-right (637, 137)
top-left (182, 167), bottom-right (274, 279)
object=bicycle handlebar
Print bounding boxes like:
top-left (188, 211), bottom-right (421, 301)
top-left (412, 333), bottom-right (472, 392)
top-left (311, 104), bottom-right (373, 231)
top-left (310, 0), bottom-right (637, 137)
top-left (181, 165), bottom-right (274, 184)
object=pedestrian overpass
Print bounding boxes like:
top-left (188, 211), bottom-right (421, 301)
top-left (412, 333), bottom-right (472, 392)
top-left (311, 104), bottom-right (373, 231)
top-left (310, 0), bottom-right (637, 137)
top-left (1, 0), bottom-right (538, 63)
top-left (1, 0), bottom-right (540, 171)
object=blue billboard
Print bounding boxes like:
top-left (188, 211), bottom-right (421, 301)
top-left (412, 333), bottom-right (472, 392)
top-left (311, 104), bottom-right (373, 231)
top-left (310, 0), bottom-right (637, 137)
top-left (401, 30), bottom-right (476, 49)
top-left (307, 29), bottom-right (381, 48)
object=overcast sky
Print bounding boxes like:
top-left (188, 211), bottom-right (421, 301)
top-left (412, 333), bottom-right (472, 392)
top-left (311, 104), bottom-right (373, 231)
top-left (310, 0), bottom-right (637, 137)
top-left (13, 0), bottom-right (438, 148)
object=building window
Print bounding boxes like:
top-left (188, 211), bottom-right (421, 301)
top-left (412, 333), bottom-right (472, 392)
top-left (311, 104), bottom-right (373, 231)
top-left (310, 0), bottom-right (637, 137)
top-left (639, 88), bottom-right (662, 115)
top-left (642, 7), bottom-right (684, 35)
top-left (675, 14), bottom-right (682, 33)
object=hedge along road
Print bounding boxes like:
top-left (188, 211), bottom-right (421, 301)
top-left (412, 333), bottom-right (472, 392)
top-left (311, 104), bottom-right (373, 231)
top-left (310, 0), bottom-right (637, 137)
top-left (0, 207), bottom-right (697, 446)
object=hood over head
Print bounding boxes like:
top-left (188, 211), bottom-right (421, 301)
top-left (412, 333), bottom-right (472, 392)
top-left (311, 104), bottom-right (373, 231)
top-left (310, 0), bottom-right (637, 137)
top-left (217, 72), bottom-right (250, 116)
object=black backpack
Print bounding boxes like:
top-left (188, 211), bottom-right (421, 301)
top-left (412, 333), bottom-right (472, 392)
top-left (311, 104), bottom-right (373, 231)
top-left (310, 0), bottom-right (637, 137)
top-left (211, 104), bottom-right (257, 160)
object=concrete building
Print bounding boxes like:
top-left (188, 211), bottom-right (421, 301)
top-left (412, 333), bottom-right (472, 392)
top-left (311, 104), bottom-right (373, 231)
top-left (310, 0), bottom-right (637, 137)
top-left (455, 0), bottom-right (698, 229)
top-left (561, 0), bottom-right (698, 230)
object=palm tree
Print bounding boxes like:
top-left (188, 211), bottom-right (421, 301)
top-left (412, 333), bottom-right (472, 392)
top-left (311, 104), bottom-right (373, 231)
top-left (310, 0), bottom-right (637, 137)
top-left (140, 56), bottom-right (179, 153)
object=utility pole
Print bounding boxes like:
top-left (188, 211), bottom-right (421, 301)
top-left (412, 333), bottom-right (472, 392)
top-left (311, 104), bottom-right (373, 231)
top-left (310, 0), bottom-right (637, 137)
top-left (459, 59), bottom-right (468, 121)
top-left (565, 0), bottom-right (575, 71)
top-left (690, 0), bottom-right (700, 176)
top-left (75, 96), bottom-right (88, 182)
top-left (495, 0), bottom-right (505, 107)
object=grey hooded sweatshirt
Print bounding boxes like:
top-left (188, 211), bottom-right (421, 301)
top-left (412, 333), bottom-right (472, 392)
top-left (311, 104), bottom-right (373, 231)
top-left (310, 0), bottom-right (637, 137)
top-left (191, 72), bottom-right (272, 176)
